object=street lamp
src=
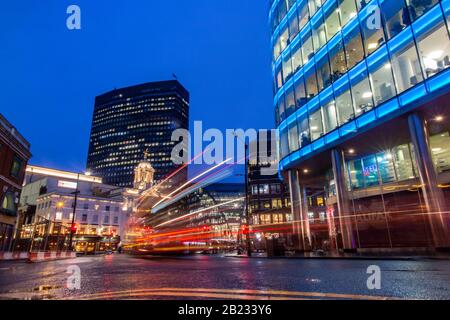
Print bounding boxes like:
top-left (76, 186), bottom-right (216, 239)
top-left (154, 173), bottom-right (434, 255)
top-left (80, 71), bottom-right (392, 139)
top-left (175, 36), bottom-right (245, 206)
top-left (68, 173), bottom-right (80, 251)
top-left (230, 132), bottom-right (252, 257)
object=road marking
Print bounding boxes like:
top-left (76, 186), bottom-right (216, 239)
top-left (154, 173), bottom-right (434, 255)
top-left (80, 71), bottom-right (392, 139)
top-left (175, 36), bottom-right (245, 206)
top-left (67, 287), bottom-right (398, 300)
top-left (74, 291), bottom-right (306, 300)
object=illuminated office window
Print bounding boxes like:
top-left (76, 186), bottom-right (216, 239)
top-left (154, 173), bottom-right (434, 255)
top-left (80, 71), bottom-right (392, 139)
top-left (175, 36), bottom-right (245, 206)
top-left (322, 100), bottom-right (338, 133)
top-left (309, 108), bottom-right (324, 141)
top-left (301, 30), bottom-right (315, 63)
top-left (380, 0), bottom-right (410, 40)
top-left (297, 113), bottom-right (311, 147)
top-left (305, 66), bottom-right (319, 99)
top-left (329, 38), bottom-right (348, 82)
top-left (360, 7), bottom-right (386, 55)
top-left (343, 25), bottom-right (365, 69)
top-left (350, 68), bottom-right (374, 116)
top-left (338, 0), bottom-right (358, 25)
top-left (390, 39), bottom-right (424, 93)
top-left (324, 2), bottom-right (341, 40)
top-left (368, 51), bottom-right (397, 106)
top-left (416, 19), bottom-right (450, 79)
top-left (335, 83), bottom-right (355, 125)
top-left (406, 0), bottom-right (440, 21)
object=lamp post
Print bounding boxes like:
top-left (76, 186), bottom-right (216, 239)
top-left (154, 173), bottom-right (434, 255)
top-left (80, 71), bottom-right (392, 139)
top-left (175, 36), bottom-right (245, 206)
top-left (230, 132), bottom-right (252, 257)
top-left (68, 173), bottom-right (80, 251)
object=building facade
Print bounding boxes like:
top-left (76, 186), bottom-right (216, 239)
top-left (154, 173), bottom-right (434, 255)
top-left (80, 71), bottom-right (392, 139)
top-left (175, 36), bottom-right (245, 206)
top-left (248, 134), bottom-right (293, 251)
top-left (86, 80), bottom-right (189, 188)
top-left (15, 166), bottom-right (138, 253)
top-left (271, 0), bottom-right (450, 252)
top-left (0, 114), bottom-right (31, 251)
top-left (130, 183), bottom-right (245, 253)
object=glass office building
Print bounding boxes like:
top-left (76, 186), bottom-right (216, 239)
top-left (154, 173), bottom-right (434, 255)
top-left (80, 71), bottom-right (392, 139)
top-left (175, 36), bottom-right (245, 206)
top-left (87, 80), bottom-right (189, 188)
top-left (270, 0), bottom-right (450, 252)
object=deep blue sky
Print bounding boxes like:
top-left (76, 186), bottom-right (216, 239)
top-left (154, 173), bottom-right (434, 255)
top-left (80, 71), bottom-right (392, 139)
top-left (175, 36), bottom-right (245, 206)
top-left (0, 0), bottom-right (273, 173)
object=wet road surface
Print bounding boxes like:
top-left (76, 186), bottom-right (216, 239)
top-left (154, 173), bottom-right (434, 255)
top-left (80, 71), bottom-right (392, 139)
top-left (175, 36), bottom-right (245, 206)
top-left (0, 254), bottom-right (449, 300)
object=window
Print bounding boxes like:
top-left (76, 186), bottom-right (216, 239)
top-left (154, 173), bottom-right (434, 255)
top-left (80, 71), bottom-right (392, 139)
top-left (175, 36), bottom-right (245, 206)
top-left (316, 53), bottom-right (332, 90)
top-left (390, 37), bottom-right (424, 93)
top-left (416, 19), bottom-right (450, 79)
top-left (368, 49), bottom-right (397, 106)
top-left (288, 121), bottom-right (300, 152)
top-left (113, 216), bottom-right (119, 224)
top-left (362, 155), bottom-right (379, 187)
top-left (324, 2), bottom-right (341, 40)
top-left (289, 11), bottom-right (300, 41)
top-left (291, 41), bottom-right (303, 73)
top-left (308, 0), bottom-right (322, 17)
top-left (301, 30), bottom-right (315, 64)
top-left (350, 67), bottom-right (374, 117)
top-left (430, 132), bottom-right (450, 174)
top-left (298, 2), bottom-right (310, 29)
top-left (322, 100), bottom-right (338, 133)
top-left (406, 0), bottom-right (439, 21)
top-left (260, 214), bottom-right (271, 224)
top-left (348, 158), bottom-right (364, 189)
top-left (252, 185), bottom-right (258, 195)
top-left (329, 38), bottom-right (348, 82)
top-left (309, 108), bottom-right (324, 141)
top-left (285, 86), bottom-right (296, 116)
top-left (272, 214), bottom-right (284, 223)
top-left (283, 51), bottom-right (293, 83)
top-left (103, 215), bottom-right (110, 224)
top-left (343, 24), bottom-right (365, 69)
top-left (1, 192), bottom-right (15, 212)
top-left (393, 144), bottom-right (416, 180)
top-left (105, 205), bottom-right (110, 212)
top-left (280, 24), bottom-right (289, 52)
top-left (377, 152), bottom-right (396, 183)
top-left (297, 113), bottom-right (311, 147)
top-left (280, 128), bottom-right (290, 158)
top-left (295, 76), bottom-right (308, 108)
top-left (312, 18), bottom-right (327, 52)
top-left (380, 0), bottom-right (410, 40)
top-left (278, 94), bottom-right (286, 122)
top-left (270, 184), bottom-right (281, 194)
top-left (83, 203), bottom-right (89, 210)
top-left (338, 0), bottom-right (358, 26)
top-left (81, 214), bottom-right (88, 222)
top-left (10, 156), bottom-right (23, 178)
top-left (92, 214), bottom-right (99, 224)
top-left (335, 82), bottom-right (355, 125)
top-left (305, 66), bottom-right (319, 99)
top-left (360, 6), bottom-right (385, 55)
top-left (259, 184), bottom-right (270, 195)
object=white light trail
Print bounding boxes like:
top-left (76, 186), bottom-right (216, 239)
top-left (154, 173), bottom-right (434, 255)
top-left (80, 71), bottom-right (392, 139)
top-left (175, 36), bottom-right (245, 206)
top-left (154, 197), bottom-right (244, 228)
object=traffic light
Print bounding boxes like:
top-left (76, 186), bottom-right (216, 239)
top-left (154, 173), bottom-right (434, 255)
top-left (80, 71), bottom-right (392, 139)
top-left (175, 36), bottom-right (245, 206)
top-left (202, 225), bottom-right (209, 232)
top-left (70, 223), bottom-right (77, 234)
top-left (242, 225), bottom-right (249, 235)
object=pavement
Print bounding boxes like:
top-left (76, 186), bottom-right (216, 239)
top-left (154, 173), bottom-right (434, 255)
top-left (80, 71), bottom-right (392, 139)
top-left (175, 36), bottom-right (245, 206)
top-left (0, 254), bottom-right (449, 300)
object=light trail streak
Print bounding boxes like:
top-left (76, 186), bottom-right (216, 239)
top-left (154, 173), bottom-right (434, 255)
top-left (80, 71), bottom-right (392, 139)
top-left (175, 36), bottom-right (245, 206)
top-left (151, 157), bottom-right (233, 209)
top-left (154, 197), bottom-right (245, 228)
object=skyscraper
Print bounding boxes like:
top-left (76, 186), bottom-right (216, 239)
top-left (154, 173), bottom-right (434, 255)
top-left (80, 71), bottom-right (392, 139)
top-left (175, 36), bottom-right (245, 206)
top-left (271, 0), bottom-right (450, 252)
top-left (86, 80), bottom-right (189, 187)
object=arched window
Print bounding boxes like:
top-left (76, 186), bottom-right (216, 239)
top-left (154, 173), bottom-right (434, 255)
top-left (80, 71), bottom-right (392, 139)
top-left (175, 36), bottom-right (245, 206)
top-left (1, 192), bottom-right (16, 213)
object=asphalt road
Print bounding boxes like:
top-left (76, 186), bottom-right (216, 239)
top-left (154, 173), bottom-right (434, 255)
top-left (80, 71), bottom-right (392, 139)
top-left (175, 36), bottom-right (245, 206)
top-left (0, 254), bottom-right (449, 300)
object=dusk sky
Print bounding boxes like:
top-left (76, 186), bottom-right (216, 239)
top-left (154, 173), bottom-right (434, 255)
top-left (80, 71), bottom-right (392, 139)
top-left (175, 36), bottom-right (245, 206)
top-left (0, 0), bottom-right (273, 173)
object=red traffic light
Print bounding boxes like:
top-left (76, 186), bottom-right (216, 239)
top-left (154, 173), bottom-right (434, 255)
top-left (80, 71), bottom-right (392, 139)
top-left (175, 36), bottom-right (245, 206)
top-left (70, 224), bottom-right (77, 234)
top-left (202, 225), bottom-right (209, 232)
top-left (242, 225), bottom-right (249, 234)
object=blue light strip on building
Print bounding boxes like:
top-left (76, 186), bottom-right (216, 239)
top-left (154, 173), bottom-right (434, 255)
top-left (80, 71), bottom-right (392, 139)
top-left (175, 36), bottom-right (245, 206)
top-left (275, 1), bottom-right (450, 173)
